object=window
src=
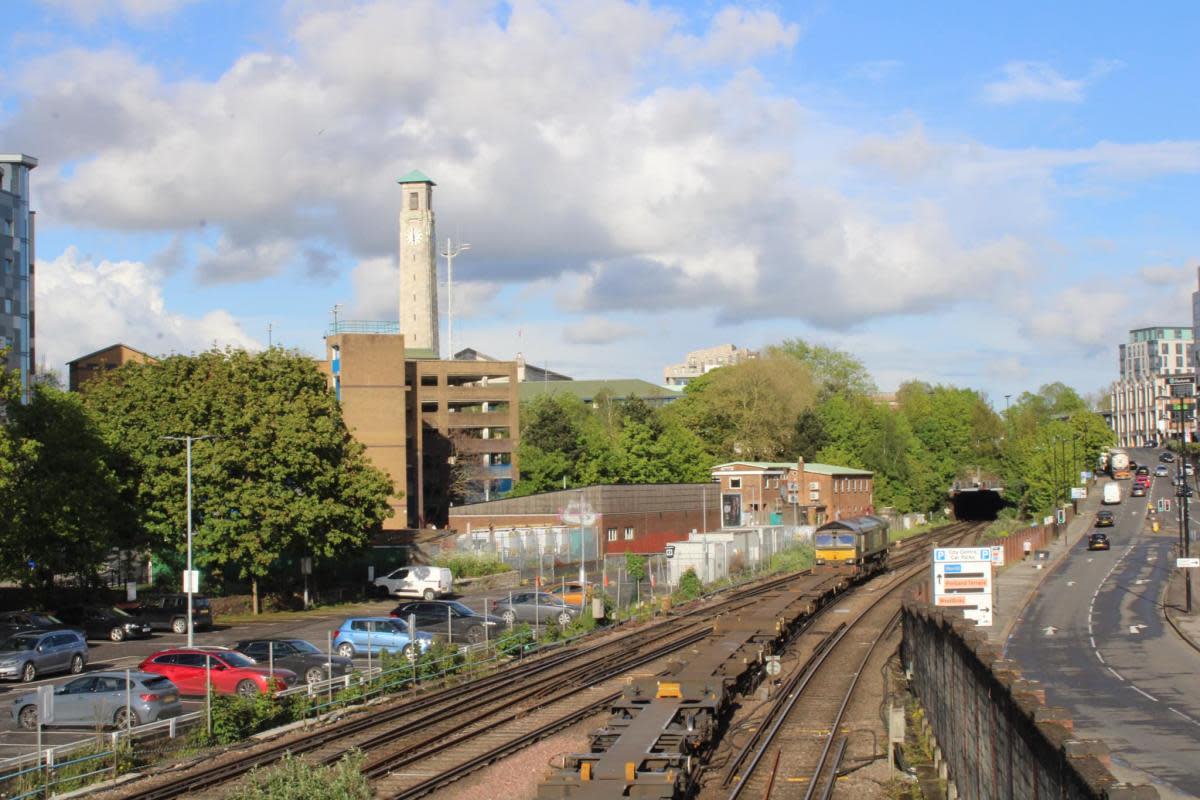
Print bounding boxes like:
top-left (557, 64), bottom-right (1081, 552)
top-left (1177, 356), bottom-right (1184, 368)
top-left (409, 191), bottom-right (419, 210)
top-left (624, 527), bottom-right (635, 540)
top-left (3, 298), bottom-right (11, 314)
top-left (607, 528), bottom-right (618, 542)
top-left (729, 478), bottom-right (741, 489)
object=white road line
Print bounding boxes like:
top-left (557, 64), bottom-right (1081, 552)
top-left (1130, 685), bottom-right (1159, 702)
top-left (1096, 651), bottom-right (1105, 664)
top-left (1089, 636), bottom-right (1096, 648)
top-left (1169, 707), bottom-right (1200, 726)
top-left (1108, 666), bottom-right (1124, 681)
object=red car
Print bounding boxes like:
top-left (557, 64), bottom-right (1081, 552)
top-left (1135, 475), bottom-right (1151, 490)
top-left (139, 647), bottom-right (298, 698)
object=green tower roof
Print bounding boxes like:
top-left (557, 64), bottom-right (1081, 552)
top-left (396, 169), bottom-right (436, 185)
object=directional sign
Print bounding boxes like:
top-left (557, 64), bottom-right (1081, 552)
top-left (932, 548), bottom-right (993, 626)
top-left (990, 545), bottom-right (1005, 568)
top-left (1178, 558), bottom-right (1200, 569)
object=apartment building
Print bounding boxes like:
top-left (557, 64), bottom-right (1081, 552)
top-left (1111, 325), bottom-right (1196, 446)
top-left (663, 344), bottom-right (757, 386)
top-left (0, 154), bottom-right (37, 402)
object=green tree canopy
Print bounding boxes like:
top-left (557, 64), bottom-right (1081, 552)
top-left (82, 348), bottom-right (393, 596)
top-left (768, 339), bottom-right (876, 398)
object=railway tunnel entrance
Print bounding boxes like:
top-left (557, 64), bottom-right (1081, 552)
top-left (949, 474), bottom-right (1006, 521)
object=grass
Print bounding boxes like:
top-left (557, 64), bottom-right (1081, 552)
top-left (889, 519), bottom-right (952, 543)
top-left (218, 598), bottom-right (389, 624)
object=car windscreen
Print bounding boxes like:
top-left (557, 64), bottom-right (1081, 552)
top-left (287, 640), bottom-right (321, 655)
top-left (220, 652), bottom-right (257, 668)
top-left (0, 636), bottom-right (39, 652)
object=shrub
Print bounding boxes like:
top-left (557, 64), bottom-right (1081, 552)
top-left (194, 691), bottom-right (296, 746)
top-left (237, 751), bottom-right (371, 800)
top-left (675, 568), bottom-right (703, 601)
top-left (433, 553), bottom-right (512, 579)
top-left (769, 542), bottom-right (814, 573)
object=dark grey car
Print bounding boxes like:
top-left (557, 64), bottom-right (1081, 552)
top-left (9, 671), bottom-right (183, 729)
top-left (0, 630), bottom-right (88, 682)
top-left (490, 592), bottom-right (579, 627)
top-left (233, 639), bottom-right (354, 685)
top-left (389, 600), bottom-right (503, 645)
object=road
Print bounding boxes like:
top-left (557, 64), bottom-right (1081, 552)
top-left (1007, 448), bottom-right (1200, 799)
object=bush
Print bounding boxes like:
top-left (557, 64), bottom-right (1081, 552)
top-left (433, 553), bottom-right (512, 579)
top-left (194, 691), bottom-right (297, 746)
top-left (768, 542), bottom-right (814, 573)
top-left (236, 751), bottom-right (371, 800)
top-left (674, 568), bottom-right (703, 601)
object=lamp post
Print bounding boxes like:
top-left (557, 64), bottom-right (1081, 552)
top-left (161, 434), bottom-right (216, 647)
top-left (440, 238), bottom-right (471, 359)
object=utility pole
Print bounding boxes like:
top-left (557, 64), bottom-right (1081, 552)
top-left (440, 237), bottom-right (470, 359)
top-left (161, 434), bottom-right (217, 647)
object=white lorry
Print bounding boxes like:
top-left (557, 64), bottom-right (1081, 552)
top-left (1102, 482), bottom-right (1121, 505)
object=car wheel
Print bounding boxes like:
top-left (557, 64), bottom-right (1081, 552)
top-left (171, 617), bottom-right (187, 635)
top-left (501, 610), bottom-right (516, 625)
top-left (337, 643), bottom-right (355, 659)
top-left (236, 679), bottom-right (260, 698)
top-left (557, 612), bottom-right (572, 627)
top-left (18, 705), bottom-right (38, 730)
top-left (21, 662), bottom-right (36, 683)
top-left (109, 626), bottom-right (126, 642)
top-left (422, 588), bottom-right (436, 601)
top-left (305, 667), bottom-right (326, 684)
top-left (465, 626), bottom-right (485, 645)
top-left (69, 655), bottom-right (84, 674)
top-left (113, 707), bottom-right (140, 728)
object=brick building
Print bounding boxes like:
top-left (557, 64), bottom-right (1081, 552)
top-left (710, 459), bottom-right (874, 527)
top-left (67, 343), bottom-right (158, 392)
top-left (446, 483), bottom-right (721, 557)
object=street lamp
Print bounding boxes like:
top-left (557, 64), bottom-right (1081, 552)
top-left (440, 238), bottom-right (471, 359)
top-left (161, 434), bottom-right (216, 647)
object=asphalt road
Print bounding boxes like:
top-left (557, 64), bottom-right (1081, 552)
top-left (0, 591), bottom-right (519, 764)
top-left (1007, 448), bottom-right (1200, 799)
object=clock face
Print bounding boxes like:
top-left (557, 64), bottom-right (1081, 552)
top-left (408, 225), bottom-right (422, 245)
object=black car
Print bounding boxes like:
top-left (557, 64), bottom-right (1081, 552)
top-left (127, 595), bottom-right (214, 634)
top-left (232, 639), bottom-right (353, 685)
top-left (1136, 465), bottom-right (1150, 476)
top-left (56, 605), bottom-right (153, 642)
top-left (1087, 532), bottom-right (1111, 551)
top-left (1161, 452), bottom-right (1175, 462)
top-left (1132, 484), bottom-right (1146, 497)
top-left (389, 600), bottom-right (502, 645)
top-left (0, 611), bottom-right (76, 639)
top-left (1095, 510), bottom-right (1114, 528)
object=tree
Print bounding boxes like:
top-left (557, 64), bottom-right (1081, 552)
top-left (0, 365), bottom-right (134, 595)
top-left (625, 552), bottom-right (647, 603)
top-left (769, 339), bottom-right (876, 398)
top-left (669, 355), bottom-right (817, 460)
top-left (83, 348), bottom-right (394, 610)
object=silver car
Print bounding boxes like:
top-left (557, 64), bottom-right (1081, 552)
top-left (10, 671), bottom-right (183, 729)
top-left (490, 592), bottom-right (579, 627)
top-left (0, 630), bottom-right (88, 682)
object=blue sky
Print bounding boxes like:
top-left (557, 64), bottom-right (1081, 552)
top-left (4, 0), bottom-right (1199, 403)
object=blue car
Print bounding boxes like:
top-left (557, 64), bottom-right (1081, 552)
top-left (331, 618), bottom-right (435, 659)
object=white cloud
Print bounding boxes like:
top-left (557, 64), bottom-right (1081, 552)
top-left (37, 0), bottom-right (196, 24)
top-left (35, 247), bottom-right (260, 373)
top-left (562, 317), bottom-right (638, 345)
top-left (1025, 287), bottom-right (1127, 351)
top-left (982, 59), bottom-right (1121, 105)
top-left (667, 6), bottom-right (800, 66)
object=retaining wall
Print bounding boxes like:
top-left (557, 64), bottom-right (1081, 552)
top-left (901, 599), bottom-right (1158, 800)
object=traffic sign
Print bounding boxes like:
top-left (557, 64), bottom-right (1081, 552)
top-left (1178, 558), bottom-right (1200, 569)
top-left (990, 545), bottom-right (1005, 568)
top-left (932, 548), bottom-right (993, 626)
top-left (764, 656), bottom-right (782, 676)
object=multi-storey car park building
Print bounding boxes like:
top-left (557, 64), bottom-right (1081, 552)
top-left (1111, 325), bottom-right (1196, 446)
top-left (0, 154), bottom-right (37, 403)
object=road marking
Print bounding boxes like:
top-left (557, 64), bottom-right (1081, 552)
top-left (1169, 707), bottom-right (1200, 726)
top-left (1135, 579), bottom-right (1150, 585)
top-left (1043, 626), bottom-right (1058, 636)
top-left (1089, 636), bottom-right (1096, 648)
top-left (1108, 667), bottom-right (1124, 681)
top-left (1067, 580), bottom-right (1076, 587)
top-left (1128, 624), bottom-right (1147, 634)
top-left (1096, 651), bottom-right (1105, 664)
top-left (1130, 685), bottom-right (1159, 702)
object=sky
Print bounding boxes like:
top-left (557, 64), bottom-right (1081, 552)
top-left (4, 0), bottom-right (1200, 405)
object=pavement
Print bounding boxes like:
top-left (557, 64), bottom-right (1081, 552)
top-left (992, 448), bottom-right (1200, 800)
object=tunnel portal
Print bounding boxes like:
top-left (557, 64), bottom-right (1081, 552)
top-left (949, 474), bottom-right (1007, 521)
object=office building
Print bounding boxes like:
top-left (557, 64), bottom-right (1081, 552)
top-left (0, 154), bottom-right (37, 402)
top-left (664, 344), bottom-right (757, 386)
top-left (1111, 326), bottom-right (1196, 446)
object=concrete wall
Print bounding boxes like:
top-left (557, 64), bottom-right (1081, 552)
top-left (901, 599), bottom-right (1158, 800)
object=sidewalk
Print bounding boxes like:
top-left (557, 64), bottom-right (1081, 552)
top-left (1163, 559), bottom-right (1200, 654)
top-left (986, 487), bottom-right (1103, 650)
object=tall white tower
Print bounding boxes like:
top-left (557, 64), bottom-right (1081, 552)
top-left (397, 170), bottom-right (438, 352)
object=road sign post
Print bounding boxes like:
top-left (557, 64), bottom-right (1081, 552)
top-left (932, 547), bottom-right (994, 626)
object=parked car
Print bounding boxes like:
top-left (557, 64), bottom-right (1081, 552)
top-left (373, 566), bottom-right (453, 600)
top-left (331, 618), bottom-right (435, 659)
top-left (56, 605), bottom-right (152, 642)
top-left (128, 595), bottom-right (213, 634)
top-left (232, 639), bottom-right (353, 685)
top-left (9, 671), bottom-right (182, 730)
top-left (490, 592), bottom-right (579, 627)
top-left (1087, 532), bottom-right (1111, 551)
top-left (0, 611), bottom-right (76, 639)
top-left (139, 647), bottom-right (296, 697)
top-left (1186, 464), bottom-right (1195, 477)
top-left (1156, 465), bottom-right (1170, 477)
top-left (548, 582), bottom-right (589, 607)
top-left (389, 601), bottom-right (502, 645)
top-left (1095, 510), bottom-right (1114, 528)
top-left (0, 629), bottom-right (88, 683)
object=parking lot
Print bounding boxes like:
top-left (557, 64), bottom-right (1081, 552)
top-left (0, 594), bottom-right (490, 763)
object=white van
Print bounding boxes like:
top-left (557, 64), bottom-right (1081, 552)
top-left (374, 566), bottom-right (454, 600)
top-left (1102, 482), bottom-right (1121, 505)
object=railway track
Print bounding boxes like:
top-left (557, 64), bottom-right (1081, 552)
top-left (714, 521), bottom-right (985, 799)
top-left (108, 567), bottom-right (831, 800)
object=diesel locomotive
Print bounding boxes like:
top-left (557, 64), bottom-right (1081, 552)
top-left (812, 514), bottom-right (890, 577)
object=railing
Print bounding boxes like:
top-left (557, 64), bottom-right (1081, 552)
top-left (328, 320), bottom-right (400, 336)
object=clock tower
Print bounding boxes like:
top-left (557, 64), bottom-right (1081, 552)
top-left (397, 170), bottom-right (438, 353)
